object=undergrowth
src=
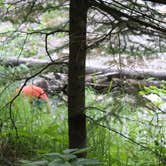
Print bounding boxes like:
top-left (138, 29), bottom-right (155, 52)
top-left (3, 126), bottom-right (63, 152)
top-left (0, 86), bottom-right (165, 165)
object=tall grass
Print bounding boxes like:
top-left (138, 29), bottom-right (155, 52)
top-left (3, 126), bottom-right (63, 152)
top-left (86, 88), bottom-right (166, 166)
top-left (0, 86), bottom-right (165, 165)
top-left (0, 85), bottom-right (68, 163)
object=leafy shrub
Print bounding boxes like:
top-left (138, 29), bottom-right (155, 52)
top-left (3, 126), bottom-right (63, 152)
top-left (20, 148), bottom-right (101, 166)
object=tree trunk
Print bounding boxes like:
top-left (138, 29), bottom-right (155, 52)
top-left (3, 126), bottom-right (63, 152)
top-left (68, 0), bottom-right (88, 157)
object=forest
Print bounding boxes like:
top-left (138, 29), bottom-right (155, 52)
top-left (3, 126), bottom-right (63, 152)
top-left (0, 0), bottom-right (166, 166)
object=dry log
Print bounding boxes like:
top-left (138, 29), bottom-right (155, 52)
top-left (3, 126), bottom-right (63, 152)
top-left (0, 57), bottom-right (50, 67)
top-left (86, 67), bottom-right (166, 80)
top-left (1, 57), bottom-right (166, 80)
top-left (107, 68), bottom-right (166, 80)
top-left (0, 57), bottom-right (68, 74)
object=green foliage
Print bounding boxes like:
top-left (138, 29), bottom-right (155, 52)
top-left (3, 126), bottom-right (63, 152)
top-left (0, 0), bottom-right (165, 165)
top-left (41, 9), bottom-right (67, 27)
top-left (85, 87), bottom-right (166, 166)
top-left (139, 85), bottom-right (166, 96)
top-left (0, 64), bottom-right (30, 85)
top-left (105, 44), bottom-right (163, 57)
top-left (20, 148), bottom-right (101, 166)
top-left (139, 85), bottom-right (166, 107)
top-left (0, 87), bottom-right (165, 165)
top-left (0, 86), bottom-right (68, 162)
top-left (0, 0), bottom-right (4, 6)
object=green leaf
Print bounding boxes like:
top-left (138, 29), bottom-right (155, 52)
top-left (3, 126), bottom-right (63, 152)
top-left (48, 159), bottom-right (64, 166)
top-left (72, 147), bottom-right (90, 155)
top-left (63, 148), bottom-right (79, 154)
top-left (48, 160), bottom-right (71, 166)
top-left (19, 64), bottom-right (29, 71)
top-left (76, 158), bottom-right (101, 165)
top-left (20, 160), bottom-right (31, 164)
top-left (62, 154), bottom-right (77, 160)
top-left (21, 160), bottom-right (48, 166)
top-left (45, 152), bottom-right (64, 159)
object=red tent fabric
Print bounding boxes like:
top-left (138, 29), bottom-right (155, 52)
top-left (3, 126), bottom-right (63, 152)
top-left (19, 84), bottom-right (48, 100)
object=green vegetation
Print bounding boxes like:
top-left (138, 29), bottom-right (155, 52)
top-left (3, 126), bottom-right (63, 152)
top-left (20, 149), bottom-right (101, 166)
top-left (0, 86), bottom-right (165, 165)
top-left (0, 0), bottom-right (166, 165)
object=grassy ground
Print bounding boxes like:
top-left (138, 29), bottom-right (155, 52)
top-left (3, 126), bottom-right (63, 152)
top-left (0, 86), bottom-right (165, 165)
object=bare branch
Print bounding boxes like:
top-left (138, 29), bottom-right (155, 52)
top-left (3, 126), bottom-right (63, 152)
top-left (89, 0), bottom-right (166, 34)
top-left (144, 0), bottom-right (166, 4)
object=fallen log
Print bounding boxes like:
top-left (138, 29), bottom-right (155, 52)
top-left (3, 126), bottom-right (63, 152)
top-left (106, 68), bottom-right (166, 80)
top-left (0, 57), bottom-right (68, 75)
top-left (86, 67), bottom-right (166, 81)
top-left (0, 57), bottom-right (49, 67)
top-left (1, 57), bottom-right (166, 80)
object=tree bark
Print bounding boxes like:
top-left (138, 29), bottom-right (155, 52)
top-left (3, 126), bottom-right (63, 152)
top-left (68, 0), bottom-right (88, 157)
